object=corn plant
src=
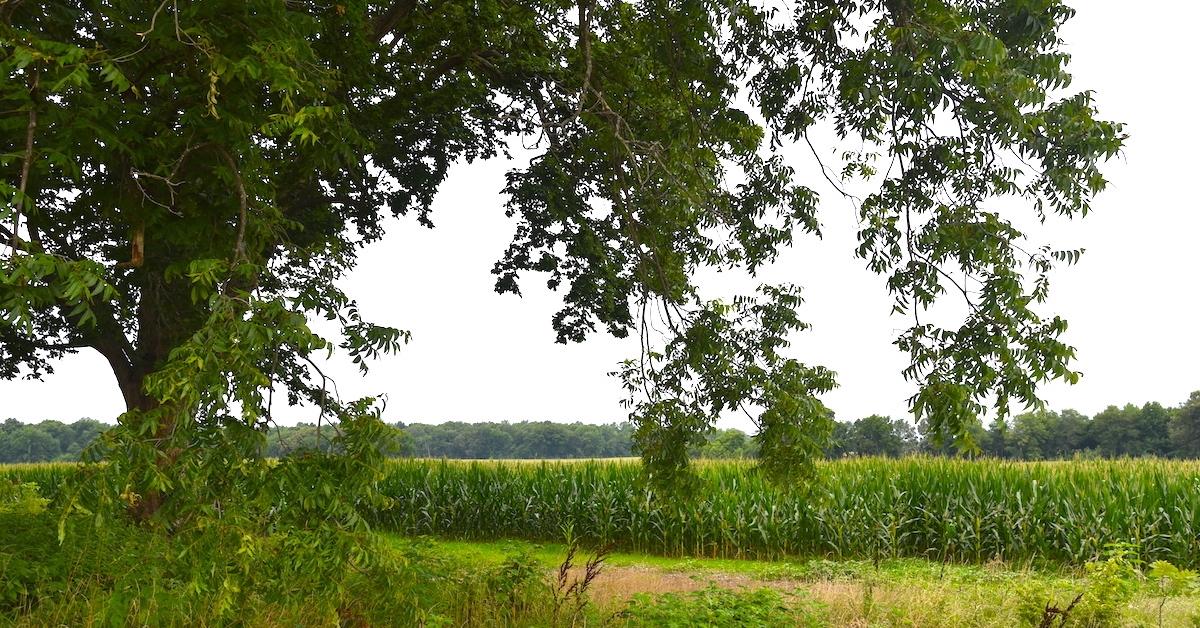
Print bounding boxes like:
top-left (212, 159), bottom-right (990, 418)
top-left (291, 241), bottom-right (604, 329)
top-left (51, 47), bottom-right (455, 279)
top-left (368, 457), bottom-right (1200, 568)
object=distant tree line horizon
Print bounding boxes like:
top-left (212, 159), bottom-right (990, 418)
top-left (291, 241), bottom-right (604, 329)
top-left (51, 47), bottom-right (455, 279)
top-left (3, 390), bottom-right (1198, 464)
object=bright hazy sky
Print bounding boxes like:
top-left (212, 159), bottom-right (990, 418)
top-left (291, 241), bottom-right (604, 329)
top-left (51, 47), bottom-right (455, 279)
top-left (3, 1), bottom-right (1197, 431)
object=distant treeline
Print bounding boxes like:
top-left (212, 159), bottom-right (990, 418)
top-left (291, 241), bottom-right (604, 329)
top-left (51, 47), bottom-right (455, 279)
top-left (0, 418), bottom-right (645, 463)
top-left (828, 391), bottom-right (1200, 460)
top-left (397, 421), bottom-right (634, 459)
top-left (3, 390), bottom-right (1197, 463)
top-left (968, 393), bottom-right (1200, 460)
top-left (0, 418), bottom-right (108, 463)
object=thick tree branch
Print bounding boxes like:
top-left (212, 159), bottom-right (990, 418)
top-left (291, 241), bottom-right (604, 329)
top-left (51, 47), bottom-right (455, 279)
top-left (427, 53), bottom-right (466, 83)
top-left (30, 339), bottom-right (91, 351)
top-left (371, 0), bottom-right (417, 42)
top-left (93, 335), bottom-right (141, 409)
top-left (42, 292), bottom-right (140, 408)
top-left (427, 50), bottom-right (504, 83)
top-left (9, 66), bottom-right (38, 259)
top-left (287, 194), bottom-right (375, 213)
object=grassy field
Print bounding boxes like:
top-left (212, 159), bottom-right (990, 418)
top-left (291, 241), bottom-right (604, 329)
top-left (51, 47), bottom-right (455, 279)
top-left (5, 457), bottom-right (1200, 626)
top-left (373, 456), bottom-right (1200, 568)
top-left (387, 536), bottom-right (1200, 628)
top-left (10, 456), bottom-right (1200, 567)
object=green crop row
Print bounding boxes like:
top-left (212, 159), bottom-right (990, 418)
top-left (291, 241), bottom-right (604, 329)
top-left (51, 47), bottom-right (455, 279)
top-left (370, 457), bottom-right (1200, 568)
top-left (7, 457), bottom-right (1200, 568)
top-left (0, 463), bottom-right (75, 502)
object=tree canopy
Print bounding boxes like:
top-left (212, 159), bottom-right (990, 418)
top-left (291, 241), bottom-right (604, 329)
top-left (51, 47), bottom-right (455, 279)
top-left (2, 0), bottom-right (1122, 515)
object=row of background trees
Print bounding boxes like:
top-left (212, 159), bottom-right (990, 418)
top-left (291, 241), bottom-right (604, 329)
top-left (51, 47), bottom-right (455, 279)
top-left (823, 392), bottom-right (1200, 460)
top-left (3, 392), bottom-right (1198, 464)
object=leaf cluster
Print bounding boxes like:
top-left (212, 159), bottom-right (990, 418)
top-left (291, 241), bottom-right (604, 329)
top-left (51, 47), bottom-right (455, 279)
top-left (0, 0), bottom-right (1123, 505)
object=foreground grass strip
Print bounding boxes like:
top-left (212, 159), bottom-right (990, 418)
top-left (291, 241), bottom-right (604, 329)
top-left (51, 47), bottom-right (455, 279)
top-left (393, 536), bottom-right (1200, 628)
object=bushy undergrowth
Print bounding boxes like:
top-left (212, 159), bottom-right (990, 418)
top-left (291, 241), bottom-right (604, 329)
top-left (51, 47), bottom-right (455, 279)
top-left (0, 494), bottom-right (438, 626)
top-left (0, 481), bottom-right (57, 611)
top-left (2, 501), bottom-right (824, 628)
top-left (616, 586), bottom-right (822, 628)
top-left (1, 480), bottom-right (145, 619)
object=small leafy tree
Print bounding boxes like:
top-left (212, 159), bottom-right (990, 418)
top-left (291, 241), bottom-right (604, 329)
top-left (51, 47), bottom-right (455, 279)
top-left (2, 0), bottom-right (1122, 514)
top-left (1147, 560), bottom-right (1199, 628)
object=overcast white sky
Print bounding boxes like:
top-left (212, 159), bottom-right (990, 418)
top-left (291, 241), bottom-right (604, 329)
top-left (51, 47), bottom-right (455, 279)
top-left (3, 1), bottom-right (1197, 431)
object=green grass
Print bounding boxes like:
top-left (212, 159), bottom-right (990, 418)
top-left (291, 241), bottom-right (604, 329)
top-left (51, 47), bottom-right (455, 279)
top-left (401, 536), bottom-right (787, 575)
top-left (384, 536), bottom-right (1200, 628)
top-left (388, 535), bottom-right (1070, 584)
top-left (10, 456), bottom-right (1200, 568)
top-left (2, 491), bottom-right (1197, 628)
top-left (371, 456), bottom-right (1200, 567)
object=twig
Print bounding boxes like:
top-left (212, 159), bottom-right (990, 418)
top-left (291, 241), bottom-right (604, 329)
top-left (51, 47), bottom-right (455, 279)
top-left (899, 154), bottom-right (921, 329)
top-left (802, 131), bottom-right (860, 205)
top-left (300, 353), bottom-right (343, 451)
top-left (131, 170), bottom-right (184, 215)
top-left (136, 0), bottom-right (172, 39)
top-left (156, 142), bottom-right (249, 261)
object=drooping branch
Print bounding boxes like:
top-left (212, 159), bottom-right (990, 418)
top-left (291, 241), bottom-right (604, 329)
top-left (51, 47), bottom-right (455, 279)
top-left (210, 144), bottom-right (250, 264)
top-left (426, 49), bottom-right (504, 83)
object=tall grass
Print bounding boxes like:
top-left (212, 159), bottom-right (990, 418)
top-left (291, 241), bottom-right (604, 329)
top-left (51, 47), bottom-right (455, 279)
top-left (371, 457), bottom-right (1200, 567)
top-left (0, 462), bottom-right (75, 503)
top-left (8, 457), bottom-right (1200, 568)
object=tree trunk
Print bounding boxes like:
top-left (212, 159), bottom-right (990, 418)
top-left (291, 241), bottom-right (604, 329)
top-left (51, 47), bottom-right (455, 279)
top-left (101, 331), bottom-right (185, 523)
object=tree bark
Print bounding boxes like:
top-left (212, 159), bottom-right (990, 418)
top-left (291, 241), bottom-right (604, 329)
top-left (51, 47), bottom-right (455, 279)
top-left (92, 269), bottom-right (196, 523)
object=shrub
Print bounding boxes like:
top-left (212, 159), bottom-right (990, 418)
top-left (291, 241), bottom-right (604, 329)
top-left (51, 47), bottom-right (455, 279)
top-left (616, 585), bottom-right (821, 628)
top-left (0, 481), bottom-right (64, 612)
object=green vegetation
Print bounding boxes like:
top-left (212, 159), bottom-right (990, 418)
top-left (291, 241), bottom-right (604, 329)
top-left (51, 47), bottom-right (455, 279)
top-left (7, 480), bottom-right (1200, 627)
top-left (2, 0), bottom-right (1123, 522)
top-left (415, 538), bottom-right (1200, 628)
top-left (0, 0), bottom-right (1137, 624)
top-left (371, 457), bottom-right (1200, 567)
top-left (8, 462), bottom-right (1200, 626)
top-left (835, 393), bottom-right (1200, 460)
top-left (397, 421), bottom-right (636, 459)
top-left (972, 395), bottom-right (1200, 460)
top-left (0, 418), bottom-right (106, 463)
top-left (6, 388), bottom-right (1200, 464)
top-left (11, 455), bottom-right (1200, 570)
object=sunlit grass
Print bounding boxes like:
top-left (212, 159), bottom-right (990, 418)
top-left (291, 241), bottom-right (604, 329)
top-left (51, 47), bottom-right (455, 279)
top-left (385, 537), bottom-right (1200, 628)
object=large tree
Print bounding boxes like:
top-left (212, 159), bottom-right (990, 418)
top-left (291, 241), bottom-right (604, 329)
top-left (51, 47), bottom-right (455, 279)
top-left (2, 0), bottom-right (1121, 516)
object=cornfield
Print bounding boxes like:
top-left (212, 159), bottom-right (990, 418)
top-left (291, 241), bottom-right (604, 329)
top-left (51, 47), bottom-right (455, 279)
top-left (7, 457), bottom-right (1200, 568)
top-left (0, 462), bottom-right (75, 502)
top-left (371, 457), bottom-right (1200, 567)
